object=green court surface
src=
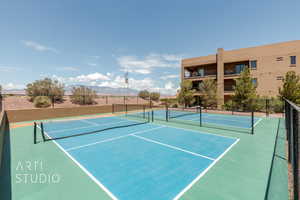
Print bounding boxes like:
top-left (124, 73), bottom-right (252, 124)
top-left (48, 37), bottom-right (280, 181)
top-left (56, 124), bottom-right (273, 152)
top-left (2, 114), bottom-right (288, 200)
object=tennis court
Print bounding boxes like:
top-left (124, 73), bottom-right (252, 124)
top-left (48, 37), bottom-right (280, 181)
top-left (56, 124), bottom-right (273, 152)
top-left (153, 108), bottom-right (262, 132)
top-left (35, 114), bottom-right (238, 200)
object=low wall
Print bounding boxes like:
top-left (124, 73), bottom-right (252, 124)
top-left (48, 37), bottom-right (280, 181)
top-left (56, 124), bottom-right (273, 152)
top-left (6, 105), bottom-right (113, 123)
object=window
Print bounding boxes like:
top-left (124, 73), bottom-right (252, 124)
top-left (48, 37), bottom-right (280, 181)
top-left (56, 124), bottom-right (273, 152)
top-left (235, 64), bottom-right (246, 74)
top-left (252, 78), bottom-right (257, 87)
top-left (184, 70), bottom-right (191, 78)
top-left (197, 68), bottom-right (204, 77)
top-left (291, 56), bottom-right (296, 65)
top-left (276, 57), bottom-right (283, 61)
top-left (277, 76), bottom-right (283, 80)
top-left (250, 60), bottom-right (257, 70)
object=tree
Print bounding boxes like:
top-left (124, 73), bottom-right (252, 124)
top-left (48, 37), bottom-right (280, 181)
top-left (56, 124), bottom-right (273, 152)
top-left (70, 86), bottom-right (97, 105)
top-left (199, 79), bottom-right (217, 108)
top-left (150, 92), bottom-right (160, 102)
top-left (232, 67), bottom-right (257, 111)
top-left (26, 78), bottom-right (65, 103)
top-left (138, 90), bottom-right (150, 100)
top-left (177, 80), bottom-right (195, 107)
top-left (279, 71), bottom-right (300, 104)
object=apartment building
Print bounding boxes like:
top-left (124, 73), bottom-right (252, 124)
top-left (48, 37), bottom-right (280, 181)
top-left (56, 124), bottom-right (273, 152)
top-left (181, 40), bottom-right (300, 107)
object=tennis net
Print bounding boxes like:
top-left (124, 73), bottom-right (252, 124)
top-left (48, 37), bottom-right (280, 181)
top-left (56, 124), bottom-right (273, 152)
top-left (34, 111), bottom-right (150, 143)
top-left (168, 107), bottom-right (200, 119)
top-left (161, 106), bottom-right (258, 134)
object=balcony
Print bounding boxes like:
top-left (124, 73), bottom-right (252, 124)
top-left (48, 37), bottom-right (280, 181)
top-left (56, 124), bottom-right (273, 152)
top-left (184, 71), bottom-right (217, 79)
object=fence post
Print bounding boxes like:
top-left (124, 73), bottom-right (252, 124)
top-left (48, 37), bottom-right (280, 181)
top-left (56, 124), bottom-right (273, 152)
top-left (266, 99), bottom-right (270, 117)
top-left (251, 110), bottom-right (254, 135)
top-left (296, 111), bottom-right (300, 200)
top-left (200, 106), bottom-right (202, 127)
top-left (166, 104), bottom-right (169, 122)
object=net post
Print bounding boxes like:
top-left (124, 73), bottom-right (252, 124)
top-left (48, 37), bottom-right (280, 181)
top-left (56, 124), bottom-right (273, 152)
top-left (34, 122), bottom-right (37, 144)
top-left (199, 106), bottom-right (202, 127)
top-left (106, 96), bottom-right (108, 104)
top-left (166, 104), bottom-right (169, 122)
top-left (112, 104), bottom-right (114, 113)
top-left (143, 105), bottom-right (145, 118)
top-left (125, 104), bottom-right (128, 115)
top-left (251, 110), bottom-right (254, 135)
top-left (151, 110), bottom-right (154, 122)
top-left (231, 100), bottom-right (234, 115)
top-left (40, 122), bottom-right (46, 142)
top-left (123, 96), bottom-right (125, 105)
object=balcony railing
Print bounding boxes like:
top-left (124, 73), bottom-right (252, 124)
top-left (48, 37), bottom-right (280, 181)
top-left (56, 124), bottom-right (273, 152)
top-left (224, 71), bottom-right (241, 76)
top-left (184, 72), bottom-right (217, 79)
top-left (224, 85), bottom-right (234, 92)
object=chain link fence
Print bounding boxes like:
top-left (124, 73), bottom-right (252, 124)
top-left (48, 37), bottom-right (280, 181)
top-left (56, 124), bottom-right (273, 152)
top-left (284, 98), bottom-right (300, 200)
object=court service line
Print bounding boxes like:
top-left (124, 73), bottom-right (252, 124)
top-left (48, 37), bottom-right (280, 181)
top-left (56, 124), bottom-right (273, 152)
top-left (39, 128), bottom-right (118, 200)
top-left (131, 134), bottom-right (215, 161)
top-left (48, 120), bottom-right (128, 134)
top-left (173, 138), bottom-right (240, 200)
top-left (66, 126), bottom-right (164, 152)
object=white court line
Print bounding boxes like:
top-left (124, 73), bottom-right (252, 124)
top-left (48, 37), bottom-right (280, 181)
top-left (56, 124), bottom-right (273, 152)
top-left (132, 134), bottom-right (215, 161)
top-left (37, 126), bottom-right (118, 200)
top-left (173, 138), bottom-right (240, 200)
top-left (155, 123), bottom-right (238, 140)
top-left (254, 118), bottom-right (263, 127)
top-left (183, 115), bottom-right (252, 124)
top-left (48, 120), bottom-right (127, 134)
top-left (81, 119), bottom-right (100, 126)
top-left (66, 126), bottom-right (164, 151)
top-left (175, 116), bottom-right (254, 130)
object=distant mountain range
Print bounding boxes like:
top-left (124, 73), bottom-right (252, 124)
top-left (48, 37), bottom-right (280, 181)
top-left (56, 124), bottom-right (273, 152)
top-left (65, 85), bottom-right (140, 95)
top-left (3, 86), bottom-right (142, 96)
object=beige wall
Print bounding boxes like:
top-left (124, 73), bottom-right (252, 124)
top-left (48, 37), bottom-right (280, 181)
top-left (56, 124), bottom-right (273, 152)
top-left (181, 40), bottom-right (300, 105)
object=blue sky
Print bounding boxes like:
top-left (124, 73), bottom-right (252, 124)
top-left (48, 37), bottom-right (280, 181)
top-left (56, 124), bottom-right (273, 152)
top-left (0, 0), bottom-right (300, 94)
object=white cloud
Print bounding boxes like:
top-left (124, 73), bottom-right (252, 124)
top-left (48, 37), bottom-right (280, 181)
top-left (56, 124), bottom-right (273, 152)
top-left (57, 66), bottom-right (79, 71)
top-left (21, 40), bottom-right (59, 53)
top-left (0, 66), bottom-right (20, 72)
top-left (2, 83), bottom-right (25, 90)
top-left (52, 72), bottom-right (110, 84)
top-left (160, 74), bottom-right (179, 80)
top-left (52, 72), bottom-right (178, 95)
top-left (117, 53), bottom-right (182, 74)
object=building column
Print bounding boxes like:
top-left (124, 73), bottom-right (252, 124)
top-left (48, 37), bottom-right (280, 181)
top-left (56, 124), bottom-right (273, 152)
top-left (217, 48), bottom-right (224, 109)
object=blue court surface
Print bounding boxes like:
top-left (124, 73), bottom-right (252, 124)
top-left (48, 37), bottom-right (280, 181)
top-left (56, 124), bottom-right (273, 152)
top-left (154, 109), bottom-right (262, 129)
top-left (41, 116), bottom-right (239, 200)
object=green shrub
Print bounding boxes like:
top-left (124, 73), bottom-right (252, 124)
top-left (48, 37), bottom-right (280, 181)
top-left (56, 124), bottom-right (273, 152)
top-left (171, 104), bottom-right (178, 108)
top-left (33, 96), bottom-right (51, 108)
top-left (138, 90), bottom-right (150, 100)
top-left (269, 98), bottom-right (284, 113)
top-left (70, 86), bottom-right (97, 105)
top-left (26, 78), bottom-right (65, 102)
top-left (223, 100), bottom-right (234, 111)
